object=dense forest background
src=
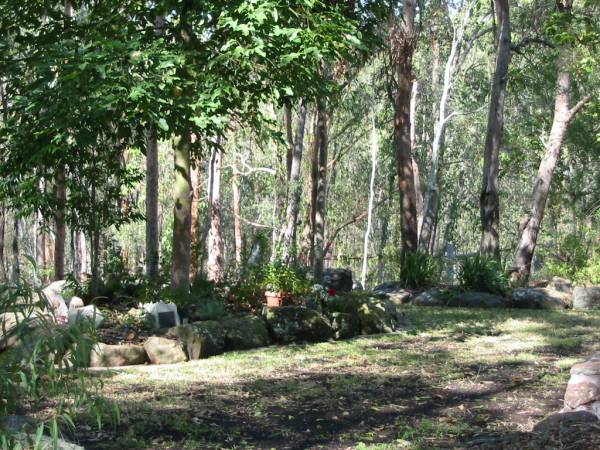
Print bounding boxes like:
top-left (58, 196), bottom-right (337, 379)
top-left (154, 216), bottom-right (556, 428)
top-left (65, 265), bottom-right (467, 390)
top-left (0, 0), bottom-right (599, 297)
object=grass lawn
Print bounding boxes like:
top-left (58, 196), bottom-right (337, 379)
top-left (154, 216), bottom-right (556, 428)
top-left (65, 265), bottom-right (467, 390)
top-left (75, 307), bottom-right (600, 449)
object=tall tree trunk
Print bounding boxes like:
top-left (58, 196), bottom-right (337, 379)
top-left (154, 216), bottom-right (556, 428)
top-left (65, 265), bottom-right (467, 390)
top-left (207, 147), bottom-right (224, 282)
top-left (190, 159), bottom-right (202, 277)
top-left (146, 128), bottom-right (160, 283)
top-left (388, 2), bottom-right (419, 256)
top-left (80, 230), bottom-right (88, 276)
top-left (281, 102), bottom-right (308, 264)
top-left (171, 132), bottom-right (192, 291)
top-left (313, 100), bottom-right (330, 281)
top-left (479, 0), bottom-right (511, 260)
top-left (512, 1), bottom-right (587, 283)
top-left (410, 80), bottom-right (423, 234)
top-left (231, 158), bottom-right (243, 265)
top-left (11, 214), bottom-right (19, 282)
top-left (300, 112), bottom-right (319, 266)
top-left (361, 98), bottom-right (379, 288)
top-left (54, 170), bottom-right (66, 280)
top-left (0, 206), bottom-right (6, 282)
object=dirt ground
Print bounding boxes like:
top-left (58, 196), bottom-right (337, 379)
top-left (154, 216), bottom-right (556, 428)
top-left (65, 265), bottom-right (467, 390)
top-left (71, 307), bottom-right (600, 449)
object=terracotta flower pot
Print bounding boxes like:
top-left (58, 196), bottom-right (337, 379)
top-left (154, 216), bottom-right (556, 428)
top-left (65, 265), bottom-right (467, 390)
top-left (265, 291), bottom-right (296, 308)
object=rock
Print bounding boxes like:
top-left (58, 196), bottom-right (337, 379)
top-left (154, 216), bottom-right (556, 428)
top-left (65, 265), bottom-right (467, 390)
top-left (352, 281), bottom-right (363, 291)
top-left (571, 359), bottom-right (600, 376)
top-left (323, 268), bottom-right (353, 293)
top-left (533, 411), bottom-right (598, 433)
top-left (68, 305), bottom-right (104, 327)
top-left (511, 287), bottom-right (571, 310)
top-left (0, 311), bottom-right (51, 352)
top-left (373, 282), bottom-right (412, 306)
top-left (169, 321), bottom-right (225, 359)
top-left (548, 277), bottom-right (573, 294)
top-left (357, 299), bottom-right (398, 334)
top-left (564, 372), bottom-right (600, 409)
top-left (573, 286), bottom-right (600, 310)
top-left (143, 302), bottom-right (181, 328)
top-left (68, 296), bottom-right (85, 310)
top-left (90, 343), bottom-right (146, 367)
top-left (41, 280), bottom-right (69, 325)
top-left (143, 336), bottom-right (187, 364)
top-left (220, 314), bottom-right (271, 350)
top-left (329, 312), bottom-right (360, 340)
top-left (11, 434), bottom-right (84, 450)
top-left (412, 288), bottom-right (445, 306)
top-left (447, 292), bottom-right (506, 308)
top-left (263, 307), bottom-right (334, 344)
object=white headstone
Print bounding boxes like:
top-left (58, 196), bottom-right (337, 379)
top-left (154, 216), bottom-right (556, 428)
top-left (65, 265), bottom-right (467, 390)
top-left (142, 302), bottom-right (180, 329)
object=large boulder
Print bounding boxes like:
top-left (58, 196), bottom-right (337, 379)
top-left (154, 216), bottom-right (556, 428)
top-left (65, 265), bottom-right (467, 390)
top-left (412, 288), bottom-right (445, 307)
top-left (573, 286), bottom-right (600, 310)
top-left (41, 280), bottom-right (69, 324)
top-left (548, 277), bottom-right (573, 294)
top-left (534, 410), bottom-right (598, 433)
top-left (560, 354), bottom-right (600, 420)
top-left (323, 268), bottom-right (353, 293)
top-left (90, 343), bottom-right (146, 367)
top-left (263, 307), bottom-right (334, 344)
top-left (329, 312), bottom-right (360, 340)
top-left (220, 314), bottom-right (271, 350)
top-left (447, 292), bottom-right (506, 308)
top-left (511, 287), bottom-right (571, 310)
top-left (327, 296), bottom-right (404, 335)
top-left (373, 282), bottom-right (412, 306)
top-left (169, 321), bottom-right (226, 359)
top-left (68, 305), bottom-right (105, 328)
top-left (143, 336), bottom-right (187, 364)
top-left (0, 311), bottom-right (51, 352)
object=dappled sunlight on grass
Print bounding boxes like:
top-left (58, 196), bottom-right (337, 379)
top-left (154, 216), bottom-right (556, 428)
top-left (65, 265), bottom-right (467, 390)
top-left (79, 307), bottom-right (600, 449)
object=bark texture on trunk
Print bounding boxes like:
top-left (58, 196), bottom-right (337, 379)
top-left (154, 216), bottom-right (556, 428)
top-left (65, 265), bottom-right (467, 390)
top-left (0, 206), bottom-right (6, 282)
top-left (171, 132), bottom-right (192, 291)
top-left (190, 159), bottom-right (202, 277)
top-left (146, 128), bottom-right (160, 283)
top-left (388, 1), bottom-right (419, 256)
top-left (512, 0), bottom-right (586, 283)
top-left (300, 111), bottom-right (320, 266)
top-left (231, 160), bottom-right (243, 265)
top-left (479, 0), bottom-right (511, 260)
top-left (54, 170), bottom-right (66, 280)
top-left (410, 80), bottom-right (423, 234)
top-left (313, 101), bottom-right (330, 281)
top-left (207, 147), bottom-right (224, 282)
top-left (361, 99), bottom-right (379, 288)
top-left (281, 102), bottom-right (307, 264)
top-left (11, 215), bottom-right (19, 282)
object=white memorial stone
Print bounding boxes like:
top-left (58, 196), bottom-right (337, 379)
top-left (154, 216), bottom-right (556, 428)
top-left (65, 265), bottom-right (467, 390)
top-left (68, 305), bottom-right (104, 327)
top-left (142, 302), bottom-right (180, 329)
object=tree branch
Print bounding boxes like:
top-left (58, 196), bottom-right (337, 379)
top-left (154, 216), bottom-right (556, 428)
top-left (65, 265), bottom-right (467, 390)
top-left (511, 37), bottom-right (556, 54)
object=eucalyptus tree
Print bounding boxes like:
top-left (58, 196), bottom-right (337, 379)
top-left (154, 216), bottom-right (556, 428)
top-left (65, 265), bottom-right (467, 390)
top-left (479, 0), bottom-right (511, 259)
top-left (512, 0), bottom-right (598, 282)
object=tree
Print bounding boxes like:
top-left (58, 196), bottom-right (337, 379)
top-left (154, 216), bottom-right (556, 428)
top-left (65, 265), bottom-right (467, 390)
top-left (479, 0), bottom-right (511, 260)
top-left (512, 0), bottom-right (593, 283)
top-left (387, 0), bottom-right (420, 256)
top-left (207, 146), bottom-right (224, 282)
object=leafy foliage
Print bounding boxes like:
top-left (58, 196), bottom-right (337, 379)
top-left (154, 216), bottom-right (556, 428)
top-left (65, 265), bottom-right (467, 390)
top-left (389, 252), bottom-right (442, 289)
top-left (457, 255), bottom-right (510, 295)
top-left (0, 276), bottom-right (116, 446)
top-left (262, 263), bottom-right (310, 294)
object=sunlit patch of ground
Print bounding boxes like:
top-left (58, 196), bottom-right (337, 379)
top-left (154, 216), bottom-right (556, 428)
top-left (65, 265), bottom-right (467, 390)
top-left (71, 307), bottom-right (600, 449)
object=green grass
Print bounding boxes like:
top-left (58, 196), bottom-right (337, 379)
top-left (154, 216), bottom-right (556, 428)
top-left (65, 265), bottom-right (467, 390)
top-left (73, 307), bottom-right (600, 449)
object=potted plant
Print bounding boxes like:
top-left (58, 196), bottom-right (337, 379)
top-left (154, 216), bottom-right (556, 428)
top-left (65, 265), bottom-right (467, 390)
top-left (263, 265), bottom-right (306, 308)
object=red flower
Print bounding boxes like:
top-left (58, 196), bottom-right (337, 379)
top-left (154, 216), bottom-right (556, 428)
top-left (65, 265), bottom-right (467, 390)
top-left (327, 288), bottom-right (337, 297)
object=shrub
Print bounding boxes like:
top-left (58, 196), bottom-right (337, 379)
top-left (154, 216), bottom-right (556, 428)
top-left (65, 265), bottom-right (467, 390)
top-left (389, 251), bottom-right (442, 289)
top-left (457, 255), bottom-right (509, 295)
top-left (0, 277), bottom-right (117, 447)
top-left (262, 264), bottom-right (310, 295)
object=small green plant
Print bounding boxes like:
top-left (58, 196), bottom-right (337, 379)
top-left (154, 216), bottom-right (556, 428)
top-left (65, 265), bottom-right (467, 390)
top-left (0, 274), bottom-right (118, 447)
top-left (389, 251), bottom-right (442, 288)
top-left (457, 255), bottom-right (509, 295)
top-left (262, 264), bottom-right (309, 294)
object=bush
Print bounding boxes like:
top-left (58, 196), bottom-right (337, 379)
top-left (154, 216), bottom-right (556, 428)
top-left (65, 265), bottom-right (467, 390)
top-left (0, 277), bottom-right (117, 447)
top-left (457, 255), bottom-right (509, 295)
top-left (389, 251), bottom-right (442, 289)
top-left (262, 264), bottom-right (310, 295)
